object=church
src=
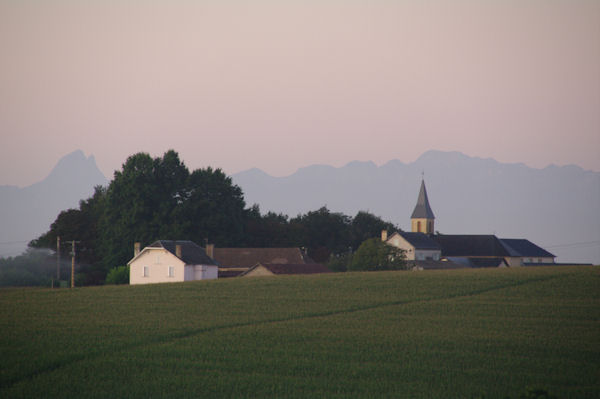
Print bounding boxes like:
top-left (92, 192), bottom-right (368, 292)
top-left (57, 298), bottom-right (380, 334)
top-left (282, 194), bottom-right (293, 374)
top-left (383, 179), bottom-right (556, 269)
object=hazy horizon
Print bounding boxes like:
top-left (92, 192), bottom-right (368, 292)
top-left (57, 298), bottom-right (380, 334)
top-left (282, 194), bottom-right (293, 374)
top-left (1, 2), bottom-right (599, 186)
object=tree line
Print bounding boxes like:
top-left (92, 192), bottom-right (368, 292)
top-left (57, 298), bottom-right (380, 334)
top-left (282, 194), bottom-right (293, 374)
top-left (4, 150), bottom-right (405, 286)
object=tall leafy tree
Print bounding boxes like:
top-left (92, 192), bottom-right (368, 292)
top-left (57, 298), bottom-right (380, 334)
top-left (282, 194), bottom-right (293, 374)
top-left (99, 151), bottom-right (189, 271)
top-left (351, 211), bottom-right (397, 250)
top-left (176, 167), bottom-right (246, 247)
top-left (290, 207), bottom-right (352, 262)
top-left (243, 206), bottom-right (296, 247)
top-left (99, 150), bottom-right (247, 270)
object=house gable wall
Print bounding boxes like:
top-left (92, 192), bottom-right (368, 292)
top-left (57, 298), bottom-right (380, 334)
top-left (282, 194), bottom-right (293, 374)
top-left (129, 248), bottom-right (186, 285)
top-left (387, 233), bottom-right (440, 261)
top-left (387, 234), bottom-right (416, 260)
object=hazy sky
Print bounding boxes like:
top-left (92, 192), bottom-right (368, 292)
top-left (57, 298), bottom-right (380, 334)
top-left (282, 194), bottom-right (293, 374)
top-left (1, 1), bottom-right (598, 186)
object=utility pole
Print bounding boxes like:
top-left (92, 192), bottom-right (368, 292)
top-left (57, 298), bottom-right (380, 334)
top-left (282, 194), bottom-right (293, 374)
top-left (70, 240), bottom-right (80, 288)
top-left (71, 240), bottom-right (75, 288)
top-left (56, 236), bottom-right (61, 282)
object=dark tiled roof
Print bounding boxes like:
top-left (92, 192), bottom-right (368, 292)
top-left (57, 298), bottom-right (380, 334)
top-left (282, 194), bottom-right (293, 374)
top-left (500, 239), bottom-right (555, 258)
top-left (467, 257), bottom-right (507, 268)
top-left (397, 232), bottom-right (441, 250)
top-left (432, 235), bottom-right (510, 257)
top-left (148, 240), bottom-right (216, 265)
top-left (212, 248), bottom-right (309, 268)
top-left (218, 270), bottom-right (244, 278)
top-left (411, 180), bottom-right (435, 219)
top-left (410, 260), bottom-right (467, 270)
top-left (242, 263), bottom-right (332, 276)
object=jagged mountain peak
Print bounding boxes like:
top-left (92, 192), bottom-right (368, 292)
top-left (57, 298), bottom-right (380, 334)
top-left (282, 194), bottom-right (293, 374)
top-left (0, 150), bottom-right (108, 258)
top-left (39, 150), bottom-right (106, 187)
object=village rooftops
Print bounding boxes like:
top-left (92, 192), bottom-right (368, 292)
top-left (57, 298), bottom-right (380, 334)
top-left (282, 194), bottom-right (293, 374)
top-left (500, 239), bottom-right (555, 258)
top-left (432, 235), bottom-right (510, 258)
top-left (395, 232), bottom-right (441, 250)
top-left (211, 247), bottom-right (311, 268)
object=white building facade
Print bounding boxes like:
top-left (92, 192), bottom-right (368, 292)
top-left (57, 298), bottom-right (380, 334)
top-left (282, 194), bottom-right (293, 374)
top-left (129, 240), bottom-right (218, 285)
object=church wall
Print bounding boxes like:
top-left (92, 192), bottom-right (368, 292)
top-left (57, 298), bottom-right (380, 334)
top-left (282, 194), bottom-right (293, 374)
top-left (411, 218), bottom-right (434, 234)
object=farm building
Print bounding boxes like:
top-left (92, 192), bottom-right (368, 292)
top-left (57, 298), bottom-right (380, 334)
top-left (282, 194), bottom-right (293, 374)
top-left (240, 262), bottom-right (332, 277)
top-left (206, 246), bottom-right (313, 277)
top-left (128, 240), bottom-right (218, 285)
top-left (431, 235), bottom-right (555, 267)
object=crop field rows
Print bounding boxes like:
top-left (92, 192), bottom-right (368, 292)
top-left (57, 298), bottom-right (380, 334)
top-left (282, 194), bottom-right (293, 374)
top-left (1, 267), bottom-right (598, 398)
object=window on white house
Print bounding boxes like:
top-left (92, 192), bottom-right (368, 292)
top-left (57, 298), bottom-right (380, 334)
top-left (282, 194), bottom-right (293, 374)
top-left (168, 266), bottom-right (174, 277)
top-left (143, 266), bottom-right (149, 277)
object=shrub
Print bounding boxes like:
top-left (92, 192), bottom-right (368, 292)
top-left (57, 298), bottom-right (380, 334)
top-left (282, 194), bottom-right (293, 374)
top-left (327, 252), bottom-right (353, 272)
top-left (349, 238), bottom-right (407, 271)
top-left (105, 265), bottom-right (129, 285)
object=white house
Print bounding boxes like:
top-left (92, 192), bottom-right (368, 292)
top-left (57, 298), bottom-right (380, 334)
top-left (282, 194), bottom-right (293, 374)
top-left (383, 231), bottom-right (442, 261)
top-left (128, 240), bottom-right (218, 285)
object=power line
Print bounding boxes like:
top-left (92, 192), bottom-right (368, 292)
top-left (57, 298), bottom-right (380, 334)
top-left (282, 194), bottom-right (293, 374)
top-left (544, 240), bottom-right (600, 249)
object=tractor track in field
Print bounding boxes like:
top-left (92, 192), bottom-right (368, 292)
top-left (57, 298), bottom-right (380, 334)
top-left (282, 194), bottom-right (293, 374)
top-left (0, 273), bottom-right (566, 391)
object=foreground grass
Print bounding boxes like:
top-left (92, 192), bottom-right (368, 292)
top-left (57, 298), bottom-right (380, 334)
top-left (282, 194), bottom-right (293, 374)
top-left (0, 267), bottom-right (598, 398)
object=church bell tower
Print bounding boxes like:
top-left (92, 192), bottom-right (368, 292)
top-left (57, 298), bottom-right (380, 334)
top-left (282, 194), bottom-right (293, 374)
top-left (411, 179), bottom-right (435, 234)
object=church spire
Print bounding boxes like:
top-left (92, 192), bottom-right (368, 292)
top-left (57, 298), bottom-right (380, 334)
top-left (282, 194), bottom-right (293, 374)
top-left (411, 179), bottom-right (435, 234)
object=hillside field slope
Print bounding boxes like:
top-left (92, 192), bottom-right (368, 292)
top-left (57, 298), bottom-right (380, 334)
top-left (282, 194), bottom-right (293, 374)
top-left (1, 267), bottom-right (598, 398)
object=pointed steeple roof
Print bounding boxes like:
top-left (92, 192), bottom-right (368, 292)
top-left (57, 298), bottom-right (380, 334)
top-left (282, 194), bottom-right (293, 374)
top-left (411, 180), bottom-right (435, 219)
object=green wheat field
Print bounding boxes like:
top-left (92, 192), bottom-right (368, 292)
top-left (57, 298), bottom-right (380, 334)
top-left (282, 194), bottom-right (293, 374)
top-left (1, 267), bottom-right (598, 398)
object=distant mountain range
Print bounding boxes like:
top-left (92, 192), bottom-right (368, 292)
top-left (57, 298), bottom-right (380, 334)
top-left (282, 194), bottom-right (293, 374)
top-left (232, 150), bottom-right (600, 265)
top-left (0, 150), bottom-right (108, 258)
top-left (1, 150), bottom-right (598, 265)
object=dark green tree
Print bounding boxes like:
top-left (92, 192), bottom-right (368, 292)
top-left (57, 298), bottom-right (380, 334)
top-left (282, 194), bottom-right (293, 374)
top-left (326, 251), bottom-right (353, 272)
top-left (349, 238), bottom-right (407, 271)
top-left (99, 152), bottom-right (173, 272)
top-left (243, 206), bottom-right (296, 247)
top-left (290, 207), bottom-right (352, 262)
top-left (175, 167), bottom-right (246, 246)
top-left (99, 151), bottom-right (246, 271)
top-left (351, 211), bottom-right (397, 250)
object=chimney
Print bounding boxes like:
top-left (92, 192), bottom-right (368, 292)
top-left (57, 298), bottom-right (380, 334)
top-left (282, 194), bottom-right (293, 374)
top-left (175, 244), bottom-right (182, 258)
top-left (134, 242), bottom-right (141, 257)
top-left (206, 243), bottom-right (214, 259)
top-left (381, 230), bottom-right (388, 242)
